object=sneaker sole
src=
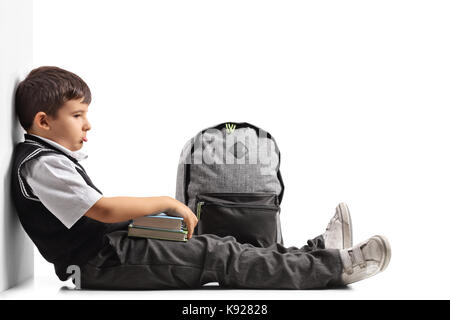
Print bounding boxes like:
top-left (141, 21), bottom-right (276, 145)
top-left (337, 202), bottom-right (353, 248)
top-left (372, 235), bottom-right (392, 272)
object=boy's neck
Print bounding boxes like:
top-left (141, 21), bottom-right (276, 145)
top-left (25, 132), bottom-right (88, 161)
top-left (27, 129), bottom-right (52, 141)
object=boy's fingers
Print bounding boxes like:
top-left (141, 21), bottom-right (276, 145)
top-left (189, 218), bottom-right (196, 239)
top-left (186, 219), bottom-right (193, 239)
top-left (181, 210), bottom-right (197, 240)
top-left (187, 223), bottom-right (191, 237)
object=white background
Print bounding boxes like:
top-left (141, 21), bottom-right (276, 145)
top-left (0, 0), bottom-right (34, 292)
top-left (13, 0), bottom-right (450, 298)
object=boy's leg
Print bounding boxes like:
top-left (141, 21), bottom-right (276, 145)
top-left (80, 231), bottom-right (342, 290)
top-left (294, 202), bottom-right (353, 253)
top-left (281, 234), bottom-right (325, 254)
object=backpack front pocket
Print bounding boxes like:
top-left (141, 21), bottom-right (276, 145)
top-left (195, 193), bottom-right (280, 247)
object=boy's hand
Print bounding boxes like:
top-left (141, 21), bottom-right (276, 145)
top-left (165, 197), bottom-right (198, 240)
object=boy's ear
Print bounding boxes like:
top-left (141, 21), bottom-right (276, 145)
top-left (33, 111), bottom-right (51, 131)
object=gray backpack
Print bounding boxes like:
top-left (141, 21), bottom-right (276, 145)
top-left (175, 122), bottom-right (285, 247)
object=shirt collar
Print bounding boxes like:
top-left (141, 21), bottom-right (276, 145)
top-left (27, 134), bottom-right (88, 161)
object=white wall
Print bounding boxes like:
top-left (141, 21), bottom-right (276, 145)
top-left (32, 0), bottom-right (450, 296)
top-left (0, 0), bottom-right (34, 291)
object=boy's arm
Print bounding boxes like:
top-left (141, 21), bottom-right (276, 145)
top-left (85, 196), bottom-right (198, 239)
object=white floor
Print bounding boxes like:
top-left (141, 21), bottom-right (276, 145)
top-left (0, 269), bottom-right (444, 300)
top-left (2, 223), bottom-right (449, 300)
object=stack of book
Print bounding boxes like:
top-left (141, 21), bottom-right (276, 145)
top-left (128, 213), bottom-right (188, 242)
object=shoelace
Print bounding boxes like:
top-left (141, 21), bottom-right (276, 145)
top-left (341, 245), bottom-right (367, 274)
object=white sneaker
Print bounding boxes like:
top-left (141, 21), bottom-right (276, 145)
top-left (339, 235), bottom-right (391, 285)
top-left (323, 202), bottom-right (353, 249)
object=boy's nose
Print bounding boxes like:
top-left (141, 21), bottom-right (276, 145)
top-left (84, 120), bottom-right (92, 131)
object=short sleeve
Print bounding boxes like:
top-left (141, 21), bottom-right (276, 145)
top-left (22, 154), bottom-right (103, 229)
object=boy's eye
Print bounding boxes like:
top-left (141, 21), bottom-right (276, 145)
top-left (74, 115), bottom-right (81, 118)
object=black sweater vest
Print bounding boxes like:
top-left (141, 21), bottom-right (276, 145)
top-left (10, 134), bottom-right (128, 281)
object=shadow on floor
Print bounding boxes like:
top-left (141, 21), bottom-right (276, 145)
top-left (59, 283), bottom-right (353, 292)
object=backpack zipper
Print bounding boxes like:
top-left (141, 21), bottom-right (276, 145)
top-left (196, 201), bottom-right (278, 220)
top-left (196, 201), bottom-right (205, 219)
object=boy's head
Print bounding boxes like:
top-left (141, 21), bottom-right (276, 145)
top-left (15, 66), bottom-right (92, 151)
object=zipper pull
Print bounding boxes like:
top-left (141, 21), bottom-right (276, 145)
top-left (196, 201), bottom-right (205, 219)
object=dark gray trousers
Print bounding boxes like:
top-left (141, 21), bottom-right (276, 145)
top-left (80, 231), bottom-right (343, 290)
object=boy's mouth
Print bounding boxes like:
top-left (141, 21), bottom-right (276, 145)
top-left (82, 137), bottom-right (88, 142)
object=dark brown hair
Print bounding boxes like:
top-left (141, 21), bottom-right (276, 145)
top-left (15, 66), bottom-right (91, 131)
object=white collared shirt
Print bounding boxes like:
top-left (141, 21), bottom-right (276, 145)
top-left (21, 134), bottom-right (103, 229)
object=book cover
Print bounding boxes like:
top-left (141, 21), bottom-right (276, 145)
top-left (132, 212), bottom-right (186, 230)
top-left (127, 224), bottom-right (188, 242)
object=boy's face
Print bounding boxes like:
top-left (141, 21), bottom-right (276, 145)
top-left (45, 98), bottom-right (91, 151)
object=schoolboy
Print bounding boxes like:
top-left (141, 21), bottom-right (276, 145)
top-left (11, 66), bottom-right (391, 289)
